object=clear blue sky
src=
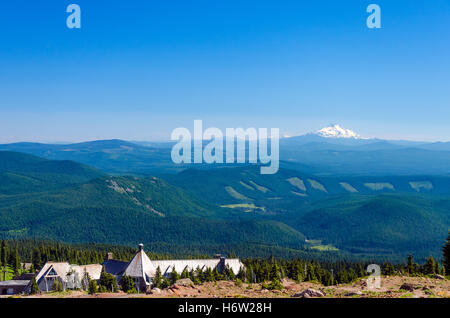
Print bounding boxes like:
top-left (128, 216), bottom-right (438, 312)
top-left (0, 0), bottom-right (449, 142)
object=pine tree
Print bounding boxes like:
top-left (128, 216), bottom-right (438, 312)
top-left (382, 261), bottom-right (395, 276)
top-left (306, 263), bottom-right (317, 282)
top-left (423, 256), bottom-right (436, 275)
top-left (1, 241), bottom-right (8, 269)
top-left (13, 249), bottom-right (20, 277)
top-left (88, 280), bottom-right (97, 294)
top-left (153, 266), bottom-right (163, 288)
top-left (169, 266), bottom-right (180, 285)
top-left (434, 260), bottom-right (440, 275)
top-left (269, 262), bottom-right (281, 282)
top-left (443, 231), bottom-right (450, 275)
top-left (32, 248), bottom-right (42, 270)
top-left (189, 269), bottom-right (200, 285)
top-left (195, 266), bottom-right (204, 283)
top-left (407, 254), bottom-right (414, 275)
top-left (293, 262), bottom-right (303, 282)
top-left (213, 267), bottom-right (225, 281)
top-left (99, 272), bottom-right (117, 292)
top-left (181, 267), bottom-right (189, 279)
top-left (225, 265), bottom-right (235, 281)
top-left (205, 268), bottom-right (215, 282)
top-left (30, 276), bottom-right (39, 295)
top-left (161, 276), bottom-right (170, 289)
top-left (120, 275), bottom-right (135, 293)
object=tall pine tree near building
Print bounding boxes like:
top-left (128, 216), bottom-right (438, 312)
top-left (30, 276), bottom-right (39, 295)
top-left (181, 267), bottom-right (189, 279)
top-left (88, 280), bottom-right (98, 294)
top-left (13, 249), bottom-right (20, 276)
top-left (153, 266), bottom-right (163, 288)
top-left (169, 266), bottom-right (180, 285)
top-left (1, 241), bottom-right (7, 269)
top-left (120, 275), bottom-right (135, 293)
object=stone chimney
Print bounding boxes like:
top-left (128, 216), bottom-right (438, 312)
top-left (107, 252), bottom-right (113, 260)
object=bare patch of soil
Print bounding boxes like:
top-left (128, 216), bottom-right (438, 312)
top-left (14, 276), bottom-right (450, 299)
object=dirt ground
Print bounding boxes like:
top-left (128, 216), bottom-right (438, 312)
top-left (9, 276), bottom-right (449, 299)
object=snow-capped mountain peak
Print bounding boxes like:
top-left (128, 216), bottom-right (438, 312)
top-left (315, 124), bottom-right (363, 139)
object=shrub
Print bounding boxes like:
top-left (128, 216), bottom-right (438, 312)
top-left (120, 275), bottom-right (135, 293)
top-left (52, 279), bottom-right (63, 292)
top-left (99, 272), bottom-right (118, 292)
top-left (262, 279), bottom-right (283, 291)
top-left (98, 285), bottom-right (107, 293)
top-left (88, 280), bottom-right (97, 294)
top-left (127, 288), bottom-right (137, 294)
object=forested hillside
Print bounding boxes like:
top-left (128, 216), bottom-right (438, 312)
top-left (0, 151), bottom-right (104, 194)
top-left (166, 166), bottom-right (450, 258)
top-left (0, 151), bottom-right (449, 261)
top-left (0, 152), bottom-right (310, 256)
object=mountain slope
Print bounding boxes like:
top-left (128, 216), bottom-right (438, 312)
top-left (0, 149), bottom-right (449, 259)
top-left (0, 169), bottom-right (307, 251)
top-left (295, 194), bottom-right (449, 256)
top-left (165, 166), bottom-right (450, 208)
top-left (0, 151), bottom-right (104, 194)
top-left (1, 205), bottom-right (306, 249)
top-left (165, 166), bottom-right (450, 257)
top-left (0, 140), bottom-right (176, 175)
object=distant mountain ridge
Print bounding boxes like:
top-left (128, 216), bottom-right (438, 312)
top-left (2, 123), bottom-right (450, 176)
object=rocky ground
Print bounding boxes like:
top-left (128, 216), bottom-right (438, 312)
top-left (13, 275), bottom-right (449, 298)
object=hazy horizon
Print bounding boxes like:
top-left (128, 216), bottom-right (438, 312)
top-left (1, 122), bottom-right (449, 145)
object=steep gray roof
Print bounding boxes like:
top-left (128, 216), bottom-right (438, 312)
top-left (123, 248), bottom-right (156, 280)
top-left (72, 264), bottom-right (102, 280)
top-left (103, 259), bottom-right (128, 276)
top-left (35, 262), bottom-right (71, 283)
top-left (35, 262), bottom-right (102, 283)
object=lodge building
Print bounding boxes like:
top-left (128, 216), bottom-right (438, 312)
top-left (0, 243), bottom-right (243, 295)
top-left (103, 243), bottom-right (244, 292)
